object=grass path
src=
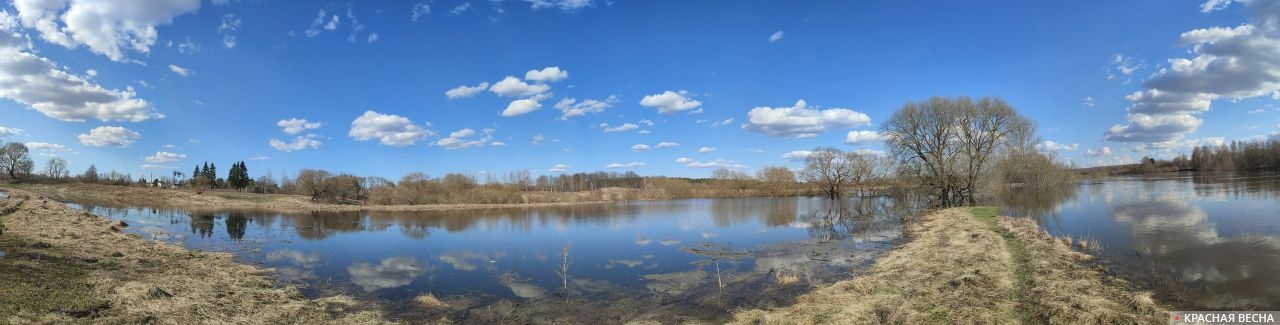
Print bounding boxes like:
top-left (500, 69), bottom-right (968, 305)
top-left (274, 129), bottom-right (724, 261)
top-left (732, 207), bottom-right (1169, 324)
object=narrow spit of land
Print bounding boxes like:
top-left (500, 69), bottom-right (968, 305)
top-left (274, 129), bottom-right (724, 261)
top-left (731, 207), bottom-right (1169, 325)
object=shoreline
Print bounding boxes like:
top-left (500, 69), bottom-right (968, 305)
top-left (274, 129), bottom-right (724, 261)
top-left (0, 188), bottom-right (390, 324)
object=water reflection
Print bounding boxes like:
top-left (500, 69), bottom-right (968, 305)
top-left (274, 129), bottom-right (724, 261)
top-left (65, 196), bottom-right (918, 322)
top-left (1005, 173), bottom-right (1280, 309)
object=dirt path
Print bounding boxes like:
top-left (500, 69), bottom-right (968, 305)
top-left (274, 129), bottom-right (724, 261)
top-left (731, 207), bottom-right (1169, 324)
top-left (0, 188), bottom-right (393, 324)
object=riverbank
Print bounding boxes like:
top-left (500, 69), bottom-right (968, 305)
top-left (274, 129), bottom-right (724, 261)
top-left (731, 207), bottom-right (1168, 324)
top-left (7, 183), bottom-right (624, 212)
top-left (0, 188), bottom-right (390, 324)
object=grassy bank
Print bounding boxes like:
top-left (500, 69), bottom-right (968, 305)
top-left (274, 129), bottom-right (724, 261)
top-left (0, 189), bottom-right (390, 324)
top-left (731, 207), bottom-right (1167, 324)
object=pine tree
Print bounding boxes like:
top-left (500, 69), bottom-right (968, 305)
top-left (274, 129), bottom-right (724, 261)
top-left (193, 165), bottom-right (200, 181)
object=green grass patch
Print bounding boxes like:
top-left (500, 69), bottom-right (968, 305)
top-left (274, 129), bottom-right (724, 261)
top-left (0, 223), bottom-right (108, 321)
top-left (967, 206), bottom-right (1000, 228)
top-left (965, 206), bottom-right (1041, 324)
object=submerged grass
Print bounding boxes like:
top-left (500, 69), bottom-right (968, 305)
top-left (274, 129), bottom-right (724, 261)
top-left (731, 207), bottom-right (1169, 324)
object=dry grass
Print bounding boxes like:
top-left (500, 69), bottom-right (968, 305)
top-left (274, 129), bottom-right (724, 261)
top-left (0, 189), bottom-right (392, 324)
top-left (731, 207), bottom-right (1169, 325)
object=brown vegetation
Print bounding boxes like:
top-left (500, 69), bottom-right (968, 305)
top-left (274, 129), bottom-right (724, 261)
top-left (730, 207), bottom-right (1166, 324)
top-left (0, 188), bottom-right (389, 324)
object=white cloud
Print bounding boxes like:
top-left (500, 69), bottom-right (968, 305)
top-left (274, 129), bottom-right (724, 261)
top-left (13, 0), bottom-right (201, 61)
top-left (554, 95), bottom-right (616, 119)
top-left (606, 162), bottom-right (645, 169)
top-left (743, 99), bottom-right (871, 138)
top-left (445, 82), bottom-right (489, 99)
top-left (1035, 140), bottom-right (1080, 152)
top-left (710, 118), bottom-right (734, 127)
top-left (218, 14), bottom-right (239, 49)
top-left (489, 76), bottom-right (549, 97)
top-left (781, 150), bottom-right (812, 161)
top-left (676, 157), bottom-right (746, 169)
top-left (144, 151), bottom-right (187, 163)
top-left (502, 93), bottom-right (550, 117)
top-left (366, 33), bottom-right (378, 43)
top-left (411, 2), bottom-right (431, 21)
top-left (269, 134), bottom-right (322, 152)
top-left (769, 30), bottom-right (784, 42)
top-left (1108, 54), bottom-right (1144, 81)
top-left (0, 127), bottom-right (21, 140)
top-left (698, 146), bottom-right (715, 153)
top-left (525, 66), bottom-right (568, 82)
top-left (1085, 147), bottom-right (1113, 157)
top-left (490, 141), bottom-right (506, 146)
top-left (844, 130), bottom-right (887, 145)
top-left (305, 9), bottom-right (339, 37)
top-left (639, 119), bottom-right (654, 126)
top-left (433, 128), bottom-right (496, 150)
top-left (655, 141), bottom-right (679, 148)
top-left (640, 90), bottom-right (702, 114)
top-left (277, 118), bottom-right (322, 135)
top-left (0, 17), bottom-right (159, 122)
top-left (1108, 1), bottom-right (1280, 145)
top-left (24, 141), bottom-right (70, 156)
top-left (247, 155), bottom-right (269, 160)
top-left (348, 110), bottom-right (433, 147)
top-left (167, 64), bottom-right (190, 76)
top-left (532, 134), bottom-right (545, 145)
top-left (602, 123), bottom-right (639, 133)
top-left (141, 164), bottom-right (177, 170)
top-left (547, 163), bottom-right (570, 173)
top-left (1083, 96), bottom-right (1095, 107)
top-left (631, 144), bottom-right (651, 152)
top-left (78, 126), bottom-right (140, 147)
top-left (527, 0), bottom-right (593, 12)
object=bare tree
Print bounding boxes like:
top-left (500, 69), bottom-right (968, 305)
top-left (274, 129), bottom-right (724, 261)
top-left (882, 96), bottom-right (1031, 207)
top-left (801, 147), bottom-right (857, 199)
top-left (0, 142), bottom-right (33, 180)
top-left (43, 157), bottom-right (68, 180)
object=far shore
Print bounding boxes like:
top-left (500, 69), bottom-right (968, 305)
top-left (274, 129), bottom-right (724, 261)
top-left (4, 182), bottom-right (628, 212)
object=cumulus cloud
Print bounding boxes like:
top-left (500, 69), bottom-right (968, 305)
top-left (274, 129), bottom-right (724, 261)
top-left (0, 15), bottom-right (160, 122)
top-left (554, 95), bottom-right (616, 119)
top-left (606, 162), bottom-right (645, 169)
top-left (12, 0), bottom-right (201, 61)
top-left (547, 163), bottom-right (570, 173)
top-left (168, 64), bottom-right (190, 76)
top-left (781, 150), bottom-right (812, 161)
top-left (502, 93), bottom-right (550, 117)
top-left (655, 141), bottom-right (679, 148)
top-left (743, 99), bottom-right (871, 138)
top-left (698, 146), bottom-right (715, 153)
top-left (25, 141), bottom-right (70, 156)
top-left (525, 66), bottom-right (568, 82)
top-left (445, 82), bottom-right (489, 99)
top-left (277, 118), bottom-right (322, 135)
top-left (844, 130), bottom-right (886, 145)
top-left (78, 126), bottom-right (140, 147)
top-left (489, 76), bottom-right (549, 97)
top-left (640, 90), bottom-right (702, 114)
top-left (0, 127), bottom-right (21, 140)
top-left (144, 151), bottom-right (186, 163)
top-left (269, 134), bottom-right (322, 152)
top-left (601, 123), bottom-right (639, 133)
top-left (433, 128), bottom-right (496, 150)
top-left (1085, 147), bottom-right (1113, 157)
top-left (631, 144), bottom-right (651, 152)
top-left (676, 157), bottom-right (746, 169)
top-left (348, 110), bottom-right (433, 147)
top-left (1108, 0), bottom-right (1280, 145)
top-left (1035, 140), bottom-right (1080, 152)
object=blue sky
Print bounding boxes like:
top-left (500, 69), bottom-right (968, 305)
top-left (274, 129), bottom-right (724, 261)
top-left (1, 0), bottom-right (1278, 180)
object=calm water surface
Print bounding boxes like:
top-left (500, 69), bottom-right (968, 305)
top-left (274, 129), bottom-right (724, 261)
top-left (1004, 173), bottom-right (1280, 309)
top-left (66, 197), bottom-right (914, 322)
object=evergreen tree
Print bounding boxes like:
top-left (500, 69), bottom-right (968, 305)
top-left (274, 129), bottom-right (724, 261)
top-left (209, 162), bottom-right (217, 181)
top-left (201, 162), bottom-right (210, 180)
top-left (193, 165), bottom-right (200, 181)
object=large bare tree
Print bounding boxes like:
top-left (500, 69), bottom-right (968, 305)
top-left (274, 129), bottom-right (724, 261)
top-left (800, 147), bottom-right (882, 199)
top-left (0, 142), bottom-right (34, 180)
top-left (43, 157), bottom-right (68, 180)
top-left (882, 96), bottom-right (1031, 207)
